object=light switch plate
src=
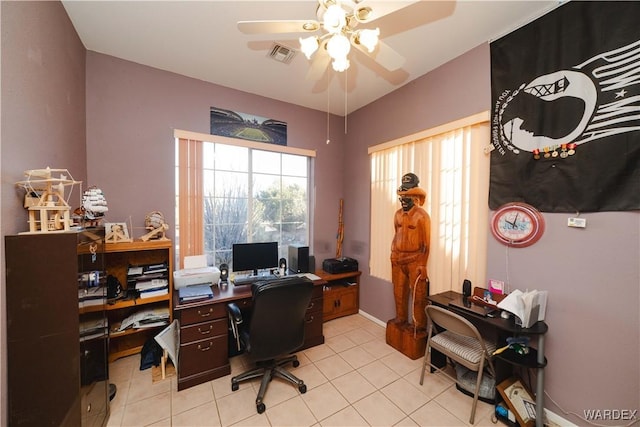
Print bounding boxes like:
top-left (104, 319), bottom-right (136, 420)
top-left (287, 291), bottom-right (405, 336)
top-left (568, 217), bottom-right (587, 228)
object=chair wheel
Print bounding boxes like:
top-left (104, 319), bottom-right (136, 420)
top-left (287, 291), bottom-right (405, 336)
top-left (257, 403), bottom-right (266, 414)
top-left (298, 384), bottom-right (307, 394)
top-left (231, 381), bottom-right (239, 392)
top-left (293, 360), bottom-right (300, 368)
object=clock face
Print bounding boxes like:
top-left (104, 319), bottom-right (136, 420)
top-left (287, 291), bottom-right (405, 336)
top-left (491, 202), bottom-right (545, 247)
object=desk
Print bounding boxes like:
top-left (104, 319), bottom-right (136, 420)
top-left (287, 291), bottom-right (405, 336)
top-left (173, 278), bottom-right (326, 391)
top-left (428, 291), bottom-right (548, 427)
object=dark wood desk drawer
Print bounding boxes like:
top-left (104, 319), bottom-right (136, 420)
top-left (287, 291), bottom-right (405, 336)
top-left (181, 318), bottom-right (227, 343)
top-left (180, 303), bottom-right (226, 325)
top-left (302, 295), bottom-right (324, 349)
top-left (179, 335), bottom-right (228, 378)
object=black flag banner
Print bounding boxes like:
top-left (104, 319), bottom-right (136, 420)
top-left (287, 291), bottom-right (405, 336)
top-left (489, 1), bottom-right (640, 212)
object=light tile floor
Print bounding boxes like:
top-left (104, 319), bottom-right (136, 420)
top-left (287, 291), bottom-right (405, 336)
top-left (107, 314), bottom-right (496, 426)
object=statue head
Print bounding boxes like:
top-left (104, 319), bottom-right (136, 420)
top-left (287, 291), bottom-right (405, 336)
top-left (398, 173), bottom-right (420, 191)
top-left (399, 196), bottom-right (415, 211)
top-left (397, 173), bottom-right (426, 207)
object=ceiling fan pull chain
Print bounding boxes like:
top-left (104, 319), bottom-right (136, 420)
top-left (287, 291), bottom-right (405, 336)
top-left (344, 68), bottom-right (348, 134)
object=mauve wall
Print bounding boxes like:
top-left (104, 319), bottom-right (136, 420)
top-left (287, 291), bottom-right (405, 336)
top-left (347, 44), bottom-right (640, 423)
top-left (1, 1), bottom-right (87, 234)
top-left (85, 52), bottom-right (347, 265)
top-left (1, 1), bottom-right (638, 425)
top-left (0, 1), bottom-right (87, 425)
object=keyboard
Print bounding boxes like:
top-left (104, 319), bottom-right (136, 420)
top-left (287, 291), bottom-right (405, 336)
top-left (233, 274), bottom-right (279, 286)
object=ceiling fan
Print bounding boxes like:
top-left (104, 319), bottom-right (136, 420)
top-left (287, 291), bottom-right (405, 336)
top-left (238, 0), bottom-right (418, 80)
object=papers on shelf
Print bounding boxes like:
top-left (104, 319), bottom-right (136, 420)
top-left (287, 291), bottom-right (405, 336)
top-left (80, 318), bottom-right (108, 341)
top-left (136, 278), bottom-right (169, 299)
top-left (297, 272), bottom-right (321, 281)
top-left (497, 289), bottom-right (548, 328)
top-left (178, 284), bottom-right (213, 302)
top-left (118, 307), bottom-right (170, 332)
top-left (139, 288), bottom-right (169, 299)
top-left (135, 278), bottom-right (168, 291)
top-left (78, 286), bottom-right (106, 308)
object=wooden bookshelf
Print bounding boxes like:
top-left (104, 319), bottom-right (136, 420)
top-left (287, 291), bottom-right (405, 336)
top-left (104, 239), bottom-right (174, 362)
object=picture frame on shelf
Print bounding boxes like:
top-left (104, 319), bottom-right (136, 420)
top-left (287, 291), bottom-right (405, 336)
top-left (105, 222), bottom-right (132, 243)
top-left (497, 377), bottom-right (536, 427)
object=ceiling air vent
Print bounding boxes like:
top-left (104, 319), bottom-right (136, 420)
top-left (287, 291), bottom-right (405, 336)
top-left (268, 43), bottom-right (296, 64)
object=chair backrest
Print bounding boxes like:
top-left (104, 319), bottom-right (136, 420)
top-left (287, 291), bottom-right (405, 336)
top-left (426, 305), bottom-right (484, 342)
top-left (248, 276), bottom-right (313, 361)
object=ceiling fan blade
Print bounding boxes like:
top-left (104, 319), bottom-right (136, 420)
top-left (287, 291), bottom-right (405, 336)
top-left (306, 45), bottom-right (331, 81)
top-left (353, 38), bottom-right (405, 71)
top-left (354, 1), bottom-right (420, 23)
top-left (238, 20), bottom-right (320, 35)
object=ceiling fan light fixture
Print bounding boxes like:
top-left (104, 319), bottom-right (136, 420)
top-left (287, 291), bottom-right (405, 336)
top-left (299, 36), bottom-right (319, 59)
top-left (327, 33), bottom-right (351, 60)
top-left (332, 57), bottom-right (350, 72)
top-left (356, 28), bottom-right (379, 52)
top-left (302, 21), bottom-right (320, 32)
top-left (354, 6), bottom-right (373, 23)
top-left (323, 4), bottom-right (347, 34)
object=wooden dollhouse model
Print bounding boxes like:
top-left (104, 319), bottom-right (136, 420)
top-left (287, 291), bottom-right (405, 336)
top-left (15, 167), bottom-right (81, 234)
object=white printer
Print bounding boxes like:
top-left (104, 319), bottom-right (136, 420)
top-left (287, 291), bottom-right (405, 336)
top-left (173, 255), bottom-right (220, 289)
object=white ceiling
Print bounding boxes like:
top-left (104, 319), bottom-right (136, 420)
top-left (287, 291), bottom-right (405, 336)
top-left (61, 0), bottom-right (559, 116)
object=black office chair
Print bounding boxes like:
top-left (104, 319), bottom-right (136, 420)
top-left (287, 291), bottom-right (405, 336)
top-left (227, 276), bottom-right (313, 414)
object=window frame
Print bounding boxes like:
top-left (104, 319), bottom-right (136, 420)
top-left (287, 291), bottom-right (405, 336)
top-left (174, 129), bottom-right (316, 270)
top-left (368, 112), bottom-right (490, 295)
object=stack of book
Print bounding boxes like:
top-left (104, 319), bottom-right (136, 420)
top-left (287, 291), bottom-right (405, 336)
top-left (128, 263), bottom-right (169, 299)
top-left (178, 284), bottom-right (214, 303)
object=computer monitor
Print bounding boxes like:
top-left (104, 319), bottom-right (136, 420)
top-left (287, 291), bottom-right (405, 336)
top-left (232, 242), bottom-right (279, 276)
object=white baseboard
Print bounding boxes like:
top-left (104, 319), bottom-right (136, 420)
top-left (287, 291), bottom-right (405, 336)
top-left (358, 309), bottom-right (386, 327)
top-left (545, 408), bottom-right (579, 427)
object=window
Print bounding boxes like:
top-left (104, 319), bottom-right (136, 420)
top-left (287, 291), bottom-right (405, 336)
top-left (175, 130), bottom-right (315, 270)
top-left (369, 113), bottom-right (490, 295)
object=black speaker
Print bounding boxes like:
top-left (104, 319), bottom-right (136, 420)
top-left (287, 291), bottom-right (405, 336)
top-left (288, 245), bottom-right (310, 273)
top-left (462, 279), bottom-right (471, 298)
top-left (219, 263), bottom-right (229, 282)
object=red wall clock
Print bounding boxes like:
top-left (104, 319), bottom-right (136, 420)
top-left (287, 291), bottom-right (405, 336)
top-left (491, 202), bottom-right (545, 247)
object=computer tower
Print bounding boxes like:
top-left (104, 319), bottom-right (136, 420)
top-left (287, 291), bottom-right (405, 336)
top-left (288, 245), bottom-right (310, 273)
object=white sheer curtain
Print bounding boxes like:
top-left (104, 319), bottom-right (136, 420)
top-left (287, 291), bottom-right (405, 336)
top-left (369, 116), bottom-right (490, 295)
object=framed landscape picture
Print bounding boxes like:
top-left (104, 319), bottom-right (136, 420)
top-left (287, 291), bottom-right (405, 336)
top-left (210, 107), bottom-right (287, 146)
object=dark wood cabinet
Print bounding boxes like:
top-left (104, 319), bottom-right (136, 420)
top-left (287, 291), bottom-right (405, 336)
top-left (317, 270), bottom-right (361, 321)
top-left (5, 231), bottom-right (110, 427)
top-left (302, 284), bottom-right (325, 348)
top-left (175, 299), bottom-right (232, 391)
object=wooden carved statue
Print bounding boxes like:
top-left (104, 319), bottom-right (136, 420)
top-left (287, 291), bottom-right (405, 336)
top-left (389, 173), bottom-right (431, 334)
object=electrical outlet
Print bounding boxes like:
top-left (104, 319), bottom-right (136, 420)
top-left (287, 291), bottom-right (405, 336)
top-left (567, 217), bottom-right (587, 228)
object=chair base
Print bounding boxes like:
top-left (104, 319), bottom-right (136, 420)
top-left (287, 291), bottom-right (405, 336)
top-left (231, 354), bottom-right (307, 414)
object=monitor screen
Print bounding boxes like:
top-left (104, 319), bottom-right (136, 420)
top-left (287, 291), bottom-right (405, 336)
top-left (232, 242), bottom-right (279, 275)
